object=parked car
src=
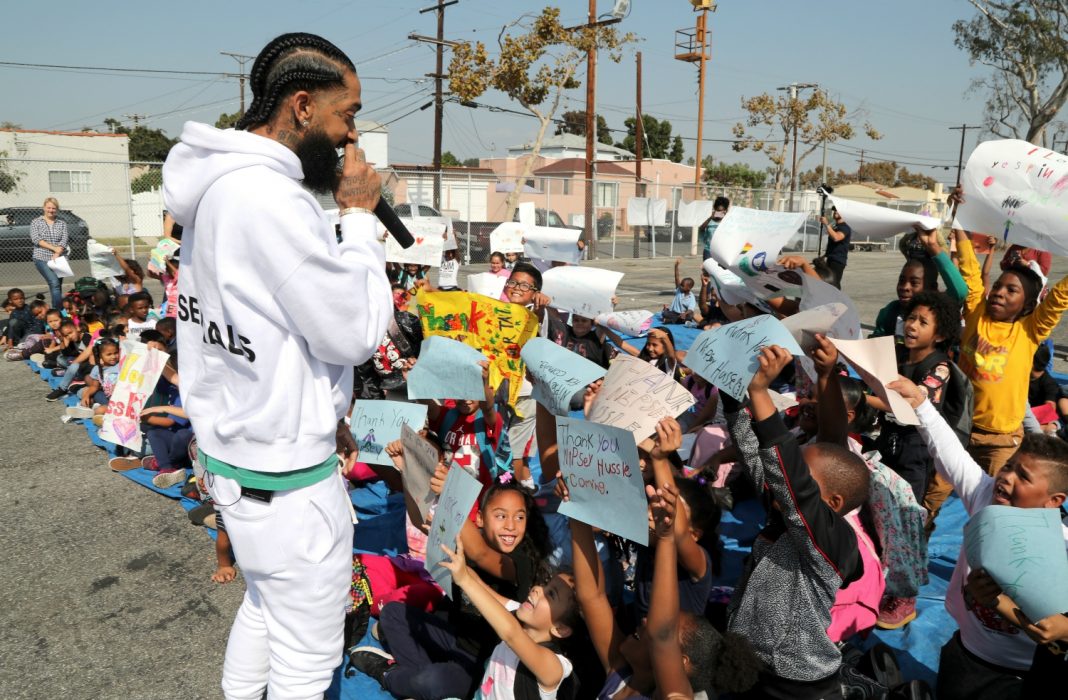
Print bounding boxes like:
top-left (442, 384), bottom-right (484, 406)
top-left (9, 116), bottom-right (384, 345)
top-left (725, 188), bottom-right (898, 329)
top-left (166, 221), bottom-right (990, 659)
top-left (0, 207), bottom-right (90, 261)
top-left (511, 207), bottom-right (581, 230)
top-left (394, 203), bottom-right (443, 218)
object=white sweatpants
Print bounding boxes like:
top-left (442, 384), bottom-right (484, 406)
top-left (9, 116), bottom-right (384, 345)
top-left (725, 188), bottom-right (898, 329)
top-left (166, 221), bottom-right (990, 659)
top-left (209, 470), bottom-right (353, 700)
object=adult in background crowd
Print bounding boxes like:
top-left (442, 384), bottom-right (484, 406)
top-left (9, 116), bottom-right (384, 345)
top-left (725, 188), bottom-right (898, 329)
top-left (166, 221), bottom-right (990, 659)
top-left (819, 206), bottom-right (852, 289)
top-left (163, 32), bottom-right (392, 700)
top-left (30, 197), bottom-right (68, 308)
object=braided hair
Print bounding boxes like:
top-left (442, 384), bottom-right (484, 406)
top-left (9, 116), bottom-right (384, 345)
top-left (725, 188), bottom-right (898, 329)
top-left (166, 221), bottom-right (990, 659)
top-left (235, 33), bottom-right (356, 131)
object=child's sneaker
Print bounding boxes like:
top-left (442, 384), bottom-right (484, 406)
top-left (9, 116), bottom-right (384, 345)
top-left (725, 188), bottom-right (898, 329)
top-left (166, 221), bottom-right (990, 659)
top-left (91, 414), bottom-right (104, 427)
top-left (876, 596), bottom-right (917, 630)
top-left (347, 647), bottom-right (395, 686)
top-left (65, 405), bottom-right (95, 419)
top-left (152, 470), bottom-right (188, 489)
top-left (5, 349), bottom-right (23, 361)
top-left (29, 353), bottom-right (45, 363)
top-left (45, 388), bottom-right (67, 402)
top-left (141, 455), bottom-right (160, 471)
top-left (109, 457), bottom-right (142, 472)
top-left (203, 513), bottom-right (217, 530)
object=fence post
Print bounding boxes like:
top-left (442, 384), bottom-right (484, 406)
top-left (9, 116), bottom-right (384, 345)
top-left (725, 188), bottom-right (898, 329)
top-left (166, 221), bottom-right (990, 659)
top-left (125, 162), bottom-right (136, 257)
top-left (465, 171), bottom-right (472, 265)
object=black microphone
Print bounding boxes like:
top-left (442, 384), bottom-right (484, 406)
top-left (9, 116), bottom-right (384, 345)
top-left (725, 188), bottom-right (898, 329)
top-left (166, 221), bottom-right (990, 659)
top-left (374, 199), bottom-right (415, 248)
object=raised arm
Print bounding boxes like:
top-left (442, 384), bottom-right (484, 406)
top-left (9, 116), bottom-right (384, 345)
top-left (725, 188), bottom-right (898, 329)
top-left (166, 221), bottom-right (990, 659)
top-left (811, 335), bottom-right (848, 447)
top-left (569, 517), bottom-right (626, 673)
top-left (534, 402), bottom-right (560, 483)
top-left (674, 257), bottom-right (683, 288)
top-left (1025, 270), bottom-right (1068, 341)
top-left (599, 324), bottom-right (641, 357)
top-left (916, 227), bottom-right (968, 302)
top-left (438, 538), bottom-right (566, 692)
top-left (951, 229), bottom-right (985, 314)
top-left (646, 483), bottom-right (694, 700)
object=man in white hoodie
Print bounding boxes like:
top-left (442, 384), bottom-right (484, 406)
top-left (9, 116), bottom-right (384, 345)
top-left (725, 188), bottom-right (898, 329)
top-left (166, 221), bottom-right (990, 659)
top-left (162, 33), bottom-right (392, 700)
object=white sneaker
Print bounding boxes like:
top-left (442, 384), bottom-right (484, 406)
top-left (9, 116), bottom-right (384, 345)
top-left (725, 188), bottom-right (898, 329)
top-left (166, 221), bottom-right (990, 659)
top-left (152, 470), bottom-right (188, 489)
top-left (29, 353), bottom-right (45, 363)
top-left (65, 405), bottom-right (95, 419)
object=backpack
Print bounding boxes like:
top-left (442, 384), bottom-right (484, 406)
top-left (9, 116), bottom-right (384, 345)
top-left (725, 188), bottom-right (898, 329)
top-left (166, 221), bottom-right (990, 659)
top-left (73, 276), bottom-right (106, 298)
top-left (911, 351), bottom-right (973, 447)
top-left (439, 407), bottom-right (512, 479)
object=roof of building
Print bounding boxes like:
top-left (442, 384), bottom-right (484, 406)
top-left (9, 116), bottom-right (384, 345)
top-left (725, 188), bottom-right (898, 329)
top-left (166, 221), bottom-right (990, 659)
top-left (355, 120), bottom-right (387, 133)
top-left (507, 132), bottom-right (633, 157)
top-left (533, 157), bottom-right (632, 176)
top-left (389, 164), bottom-right (497, 176)
top-left (0, 128), bottom-right (128, 138)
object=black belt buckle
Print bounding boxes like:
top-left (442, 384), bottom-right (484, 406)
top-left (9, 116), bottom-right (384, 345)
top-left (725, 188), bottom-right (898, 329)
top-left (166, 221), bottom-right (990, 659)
top-left (241, 486), bottom-right (275, 503)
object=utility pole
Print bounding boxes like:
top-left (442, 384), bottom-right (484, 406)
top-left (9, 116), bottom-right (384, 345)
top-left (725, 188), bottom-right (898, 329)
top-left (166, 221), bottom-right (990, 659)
top-left (674, 0), bottom-right (716, 255)
top-left (949, 123), bottom-right (980, 184)
top-left (776, 81), bottom-right (817, 211)
top-left (220, 51), bottom-right (255, 113)
top-left (858, 149), bottom-right (865, 179)
top-left (412, 0), bottom-right (459, 211)
top-left (123, 114), bottom-right (146, 128)
top-left (633, 51), bottom-right (644, 259)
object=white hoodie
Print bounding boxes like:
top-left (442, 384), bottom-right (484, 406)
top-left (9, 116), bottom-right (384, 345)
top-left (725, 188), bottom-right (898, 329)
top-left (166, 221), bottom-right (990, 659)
top-left (163, 122), bottom-right (391, 473)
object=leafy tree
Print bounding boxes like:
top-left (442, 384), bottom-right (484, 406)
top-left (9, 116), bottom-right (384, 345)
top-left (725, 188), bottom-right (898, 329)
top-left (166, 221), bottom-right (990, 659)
top-left (797, 160), bottom-right (938, 190)
top-left (462, 157), bottom-right (481, 167)
top-left (215, 110), bottom-right (244, 129)
top-left (731, 90), bottom-right (880, 209)
top-left (449, 6), bottom-right (634, 219)
top-left (953, 1), bottom-right (1068, 145)
top-left (616, 115), bottom-right (684, 162)
top-left (555, 110), bottom-right (613, 144)
top-left (0, 150), bottom-right (24, 193)
top-left (704, 161), bottom-right (767, 189)
top-left (0, 121), bottom-right (22, 130)
top-left (441, 151), bottom-right (461, 167)
top-left (131, 169), bottom-right (163, 194)
top-left (103, 117), bottom-right (178, 162)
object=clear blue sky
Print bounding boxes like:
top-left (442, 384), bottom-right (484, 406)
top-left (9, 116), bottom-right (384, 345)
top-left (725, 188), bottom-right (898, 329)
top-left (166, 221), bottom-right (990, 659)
top-left (1, 0), bottom-right (1012, 184)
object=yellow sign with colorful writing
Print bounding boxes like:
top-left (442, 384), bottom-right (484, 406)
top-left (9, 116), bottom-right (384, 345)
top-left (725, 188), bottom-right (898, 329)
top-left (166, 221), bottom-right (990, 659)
top-left (415, 290), bottom-right (540, 407)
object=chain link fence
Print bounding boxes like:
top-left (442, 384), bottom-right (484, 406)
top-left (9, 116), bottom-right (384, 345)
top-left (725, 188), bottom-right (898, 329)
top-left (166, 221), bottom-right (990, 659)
top-left (0, 157), bottom-right (940, 295)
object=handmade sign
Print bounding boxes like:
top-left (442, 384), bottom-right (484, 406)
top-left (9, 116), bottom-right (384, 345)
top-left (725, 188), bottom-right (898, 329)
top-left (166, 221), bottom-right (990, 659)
top-left (798, 275), bottom-right (863, 339)
top-left (46, 256), bottom-right (73, 278)
top-left (350, 400), bottom-right (429, 466)
top-left (541, 266), bottom-right (623, 319)
top-left (466, 272), bottom-right (507, 300)
top-left (596, 309), bottom-right (654, 337)
top-left (406, 336), bottom-right (487, 401)
top-left (828, 196), bottom-right (942, 239)
top-left (524, 226), bottom-right (582, 264)
top-left (685, 315), bottom-right (805, 401)
top-left (386, 219), bottom-right (446, 267)
top-left (782, 303), bottom-right (857, 352)
top-left (400, 422), bottom-right (441, 522)
top-left (964, 505), bottom-right (1068, 621)
top-left (957, 139), bottom-right (1068, 255)
top-left (556, 416), bottom-right (647, 545)
top-left (99, 340), bottom-right (169, 451)
top-left (517, 201), bottom-right (535, 226)
top-left (678, 199), bottom-right (715, 228)
top-left (830, 335), bottom-right (918, 425)
top-left (490, 222), bottom-right (526, 254)
top-left (426, 465), bottom-right (484, 594)
top-left (626, 197), bottom-right (668, 227)
top-left (708, 206), bottom-right (806, 273)
top-left (147, 237), bottom-right (181, 275)
top-left (738, 265), bottom-right (806, 301)
top-left (415, 290), bottom-right (540, 407)
top-left (587, 355), bottom-right (695, 442)
top-left (521, 338), bottom-right (607, 416)
top-left (87, 239), bottom-right (124, 280)
top-left (702, 259), bottom-right (772, 312)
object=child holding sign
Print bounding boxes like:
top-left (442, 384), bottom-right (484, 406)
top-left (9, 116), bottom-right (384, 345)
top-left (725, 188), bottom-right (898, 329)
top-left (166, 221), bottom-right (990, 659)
top-left (950, 220), bottom-right (1068, 475)
top-left (724, 345), bottom-right (869, 699)
top-left (888, 375), bottom-right (1068, 700)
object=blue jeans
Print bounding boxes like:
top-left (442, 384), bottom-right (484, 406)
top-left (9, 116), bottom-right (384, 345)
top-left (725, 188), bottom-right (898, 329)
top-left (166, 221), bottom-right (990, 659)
top-left (379, 602), bottom-right (481, 700)
top-left (33, 259), bottom-right (62, 309)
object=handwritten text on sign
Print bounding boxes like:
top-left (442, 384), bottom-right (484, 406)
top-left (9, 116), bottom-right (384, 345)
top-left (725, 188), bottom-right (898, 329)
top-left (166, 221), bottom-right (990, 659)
top-left (426, 465), bottom-right (484, 595)
top-left (416, 290), bottom-right (540, 407)
top-left (99, 340), bottom-right (169, 451)
top-left (556, 417), bottom-right (647, 545)
top-left (587, 355), bottom-right (695, 442)
top-left (964, 505), bottom-right (1068, 621)
top-left (521, 338), bottom-right (607, 416)
top-left (686, 315), bottom-right (804, 401)
top-left (350, 400), bottom-right (429, 466)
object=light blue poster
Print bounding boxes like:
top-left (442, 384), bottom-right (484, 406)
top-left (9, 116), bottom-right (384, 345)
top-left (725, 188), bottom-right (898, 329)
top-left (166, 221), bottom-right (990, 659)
top-left (964, 505), bottom-right (1068, 621)
top-left (407, 336), bottom-right (487, 401)
top-left (521, 338), bottom-right (607, 416)
top-left (426, 465), bottom-right (484, 595)
top-left (556, 416), bottom-right (647, 546)
top-left (685, 314), bottom-right (804, 400)
top-left (349, 400), bottom-right (429, 466)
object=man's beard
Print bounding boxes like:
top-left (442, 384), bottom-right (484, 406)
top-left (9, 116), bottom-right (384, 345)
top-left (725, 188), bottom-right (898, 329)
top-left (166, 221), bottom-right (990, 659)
top-left (295, 128), bottom-right (341, 194)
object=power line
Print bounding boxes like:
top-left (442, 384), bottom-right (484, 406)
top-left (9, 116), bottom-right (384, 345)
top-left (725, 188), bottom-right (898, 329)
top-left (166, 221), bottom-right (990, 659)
top-left (0, 59), bottom-right (429, 83)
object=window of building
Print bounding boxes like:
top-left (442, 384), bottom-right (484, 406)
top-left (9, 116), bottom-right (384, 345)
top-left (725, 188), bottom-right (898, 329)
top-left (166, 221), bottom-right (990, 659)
top-left (48, 170), bottom-right (91, 193)
top-left (595, 181), bottom-right (617, 208)
top-left (561, 179), bottom-right (570, 195)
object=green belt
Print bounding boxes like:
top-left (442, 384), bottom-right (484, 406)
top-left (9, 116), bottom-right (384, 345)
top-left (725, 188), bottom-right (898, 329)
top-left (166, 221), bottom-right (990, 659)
top-left (199, 451), bottom-right (338, 491)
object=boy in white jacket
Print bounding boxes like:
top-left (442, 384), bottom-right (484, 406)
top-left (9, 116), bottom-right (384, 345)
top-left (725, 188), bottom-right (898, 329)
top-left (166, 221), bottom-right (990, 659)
top-left (163, 33), bottom-right (392, 700)
top-left (889, 377), bottom-right (1068, 700)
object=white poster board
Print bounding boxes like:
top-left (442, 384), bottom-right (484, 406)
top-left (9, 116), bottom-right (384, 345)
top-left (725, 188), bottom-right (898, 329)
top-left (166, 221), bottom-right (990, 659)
top-left (467, 272), bottom-right (507, 300)
top-left (587, 355), bottom-right (695, 443)
top-left (542, 266), bottom-right (623, 318)
top-left (385, 219), bottom-right (447, 266)
top-left (708, 206), bottom-right (806, 272)
top-left (956, 139), bottom-right (1068, 255)
top-left (830, 336), bottom-right (918, 426)
top-left (489, 222), bottom-right (526, 254)
top-left (524, 226), bottom-right (582, 264)
top-left (626, 197), bottom-right (668, 226)
top-left (88, 239), bottom-right (124, 280)
top-left (678, 200), bottom-right (715, 228)
top-left (828, 196), bottom-right (942, 238)
top-left (99, 341), bottom-right (169, 451)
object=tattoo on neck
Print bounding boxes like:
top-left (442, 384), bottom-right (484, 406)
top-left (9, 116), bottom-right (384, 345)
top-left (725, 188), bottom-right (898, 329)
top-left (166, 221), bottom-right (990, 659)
top-left (275, 129), bottom-right (296, 146)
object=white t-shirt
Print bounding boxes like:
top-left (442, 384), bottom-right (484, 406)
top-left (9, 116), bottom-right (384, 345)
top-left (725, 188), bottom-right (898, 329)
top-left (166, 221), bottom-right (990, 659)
top-left (126, 317), bottom-right (158, 343)
top-left (439, 257), bottom-right (459, 288)
top-left (475, 641), bottom-right (573, 700)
